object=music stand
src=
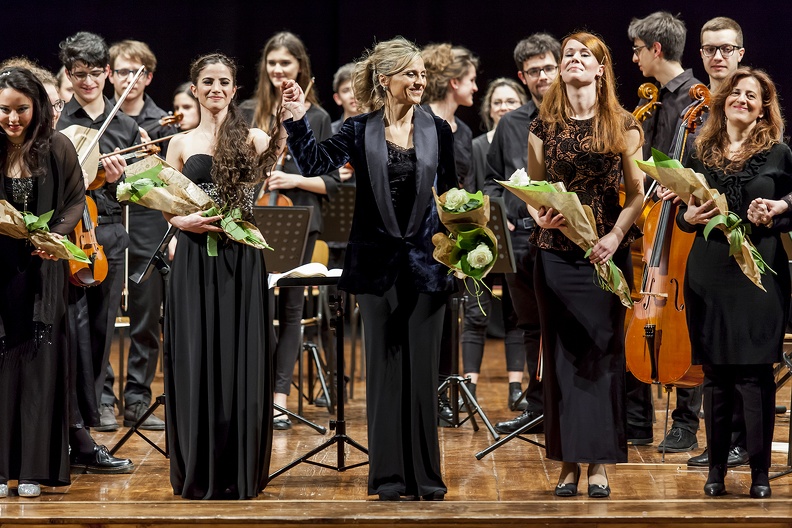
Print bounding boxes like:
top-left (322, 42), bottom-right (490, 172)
top-left (253, 206), bottom-right (312, 273)
top-left (320, 184), bottom-right (355, 249)
top-left (111, 226), bottom-right (176, 457)
top-left (253, 206), bottom-right (331, 428)
top-left (268, 282), bottom-right (368, 481)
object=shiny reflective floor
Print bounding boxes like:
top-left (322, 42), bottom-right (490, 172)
top-left (2, 329), bottom-right (792, 527)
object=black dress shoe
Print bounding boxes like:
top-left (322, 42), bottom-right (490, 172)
top-left (750, 468), bottom-right (771, 498)
top-left (494, 410), bottom-right (543, 434)
top-left (421, 490), bottom-right (446, 501)
top-left (626, 425), bottom-right (653, 445)
top-left (378, 490), bottom-right (401, 501)
top-left (438, 395), bottom-right (454, 426)
top-left (508, 383), bottom-right (528, 411)
top-left (688, 446), bottom-right (749, 468)
top-left (71, 444), bottom-right (134, 474)
top-left (657, 427), bottom-right (698, 452)
top-left (554, 464), bottom-right (581, 497)
top-left (704, 464), bottom-right (727, 497)
top-left (588, 483), bottom-right (611, 498)
top-left (273, 417), bottom-right (292, 430)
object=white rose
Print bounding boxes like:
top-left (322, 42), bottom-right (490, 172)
top-left (444, 188), bottom-right (470, 211)
top-left (509, 168), bottom-right (531, 186)
top-left (117, 182), bottom-right (133, 200)
top-left (466, 242), bottom-right (493, 269)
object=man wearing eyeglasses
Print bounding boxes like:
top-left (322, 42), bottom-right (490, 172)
top-left (102, 39), bottom-right (175, 434)
top-left (56, 32), bottom-right (143, 468)
top-left (626, 11), bottom-right (704, 454)
top-left (483, 33), bottom-right (561, 435)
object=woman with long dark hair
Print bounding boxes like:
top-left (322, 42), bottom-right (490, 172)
top-left (163, 53), bottom-right (276, 499)
top-left (0, 67), bottom-right (84, 497)
top-left (241, 31), bottom-right (339, 427)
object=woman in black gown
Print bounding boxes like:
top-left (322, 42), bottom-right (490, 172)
top-left (525, 33), bottom-right (644, 497)
top-left (0, 67), bottom-right (84, 498)
top-left (672, 68), bottom-right (792, 499)
top-left (280, 37), bottom-right (457, 501)
top-left (163, 53), bottom-right (275, 500)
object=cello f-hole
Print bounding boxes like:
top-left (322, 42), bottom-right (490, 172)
top-left (670, 278), bottom-right (684, 311)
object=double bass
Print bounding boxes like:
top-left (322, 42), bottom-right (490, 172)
top-left (625, 84), bottom-right (711, 388)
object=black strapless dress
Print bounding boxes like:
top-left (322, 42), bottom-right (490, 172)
top-left (163, 154), bottom-right (273, 499)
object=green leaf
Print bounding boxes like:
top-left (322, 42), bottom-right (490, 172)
top-left (23, 210), bottom-right (53, 232)
top-left (126, 163), bottom-right (166, 186)
top-left (206, 232), bottom-right (219, 257)
top-left (60, 238), bottom-right (91, 263)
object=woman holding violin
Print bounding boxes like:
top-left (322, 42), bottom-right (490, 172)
top-left (665, 68), bottom-right (792, 498)
top-left (0, 67), bottom-right (85, 498)
top-left (241, 31), bottom-right (339, 428)
top-left (525, 32), bottom-right (644, 498)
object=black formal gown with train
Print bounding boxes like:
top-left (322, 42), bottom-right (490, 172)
top-left (164, 154), bottom-right (273, 500)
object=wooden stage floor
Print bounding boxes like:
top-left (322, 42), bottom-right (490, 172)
top-left (3, 335), bottom-right (792, 527)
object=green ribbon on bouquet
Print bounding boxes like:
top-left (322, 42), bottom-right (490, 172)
top-left (22, 210), bottom-right (90, 263)
top-left (704, 211), bottom-right (775, 276)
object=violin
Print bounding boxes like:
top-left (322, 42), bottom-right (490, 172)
top-left (160, 111), bottom-right (183, 128)
top-left (633, 83), bottom-right (662, 123)
top-left (88, 143), bottom-right (161, 190)
top-left (625, 84), bottom-right (711, 387)
top-left (69, 195), bottom-right (108, 287)
top-left (256, 149), bottom-right (294, 207)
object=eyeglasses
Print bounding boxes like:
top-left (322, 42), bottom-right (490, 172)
top-left (51, 99), bottom-right (65, 112)
top-left (492, 99), bottom-right (521, 108)
top-left (523, 65), bottom-right (558, 79)
top-left (112, 68), bottom-right (147, 78)
top-left (701, 45), bottom-right (742, 57)
top-left (632, 45), bottom-right (647, 55)
top-left (69, 69), bottom-right (105, 81)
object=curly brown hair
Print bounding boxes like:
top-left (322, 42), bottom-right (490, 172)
top-left (189, 53), bottom-right (277, 212)
top-left (421, 43), bottom-right (478, 103)
top-left (694, 68), bottom-right (783, 173)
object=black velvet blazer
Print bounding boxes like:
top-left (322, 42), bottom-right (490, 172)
top-left (284, 105), bottom-right (457, 295)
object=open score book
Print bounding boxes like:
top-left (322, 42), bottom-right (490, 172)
top-left (267, 262), bottom-right (343, 289)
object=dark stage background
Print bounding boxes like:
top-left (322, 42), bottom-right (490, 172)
top-left (3, 0), bottom-right (790, 140)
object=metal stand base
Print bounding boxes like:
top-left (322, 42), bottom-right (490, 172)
top-left (110, 394), bottom-right (168, 458)
top-left (438, 375), bottom-right (499, 440)
top-left (475, 413), bottom-right (544, 460)
top-left (269, 290), bottom-right (368, 482)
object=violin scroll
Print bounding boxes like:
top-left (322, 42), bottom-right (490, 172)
top-left (633, 83), bottom-right (661, 123)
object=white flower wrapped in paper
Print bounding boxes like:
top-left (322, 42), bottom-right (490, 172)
top-left (498, 170), bottom-right (633, 307)
top-left (119, 156), bottom-right (271, 256)
top-left (636, 148), bottom-right (773, 290)
top-left (467, 242), bottom-right (493, 269)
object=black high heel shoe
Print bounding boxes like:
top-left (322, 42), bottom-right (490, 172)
top-left (704, 464), bottom-right (727, 496)
top-left (587, 466), bottom-right (610, 498)
top-left (750, 468), bottom-right (771, 499)
top-left (554, 464), bottom-right (581, 497)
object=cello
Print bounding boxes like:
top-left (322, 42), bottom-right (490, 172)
top-left (625, 83), bottom-right (711, 388)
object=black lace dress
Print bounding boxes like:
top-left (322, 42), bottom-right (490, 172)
top-left (164, 154), bottom-right (272, 499)
top-left (529, 116), bottom-right (640, 464)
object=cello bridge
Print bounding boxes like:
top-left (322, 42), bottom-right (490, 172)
top-left (638, 291), bottom-right (668, 299)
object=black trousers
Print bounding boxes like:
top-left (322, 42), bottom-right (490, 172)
top-left (702, 364), bottom-right (774, 470)
top-left (461, 275), bottom-right (524, 374)
top-left (502, 228), bottom-right (543, 413)
top-left (103, 207), bottom-right (168, 408)
top-left (358, 278), bottom-right (448, 496)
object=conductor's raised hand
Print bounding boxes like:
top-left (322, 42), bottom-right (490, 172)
top-left (281, 79), bottom-right (306, 121)
top-left (169, 210), bottom-right (224, 233)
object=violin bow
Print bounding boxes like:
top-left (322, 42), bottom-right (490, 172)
top-left (77, 65), bottom-right (147, 168)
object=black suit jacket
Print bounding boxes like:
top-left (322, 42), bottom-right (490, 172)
top-left (284, 105), bottom-right (457, 295)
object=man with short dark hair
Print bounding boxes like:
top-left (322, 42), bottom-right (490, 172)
top-left (484, 33), bottom-right (561, 434)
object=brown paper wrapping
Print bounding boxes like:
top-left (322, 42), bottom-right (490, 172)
top-left (498, 181), bottom-right (633, 307)
top-left (637, 162), bottom-right (764, 290)
top-left (0, 200), bottom-right (78, 260)
top-left (432, 188), bottom-right (490, 230)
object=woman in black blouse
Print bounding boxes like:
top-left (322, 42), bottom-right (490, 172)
top-left (525, 32), bottom-right (644, 498)
top-left (673, 68), bottom-right (792, 498)
top-left (280, 37), bottom-right (457, 501)
top-left (0, 67), bottom-right (84, 498)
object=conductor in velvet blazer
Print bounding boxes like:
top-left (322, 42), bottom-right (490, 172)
top-left (280, 37), bottom-right (457, 501)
